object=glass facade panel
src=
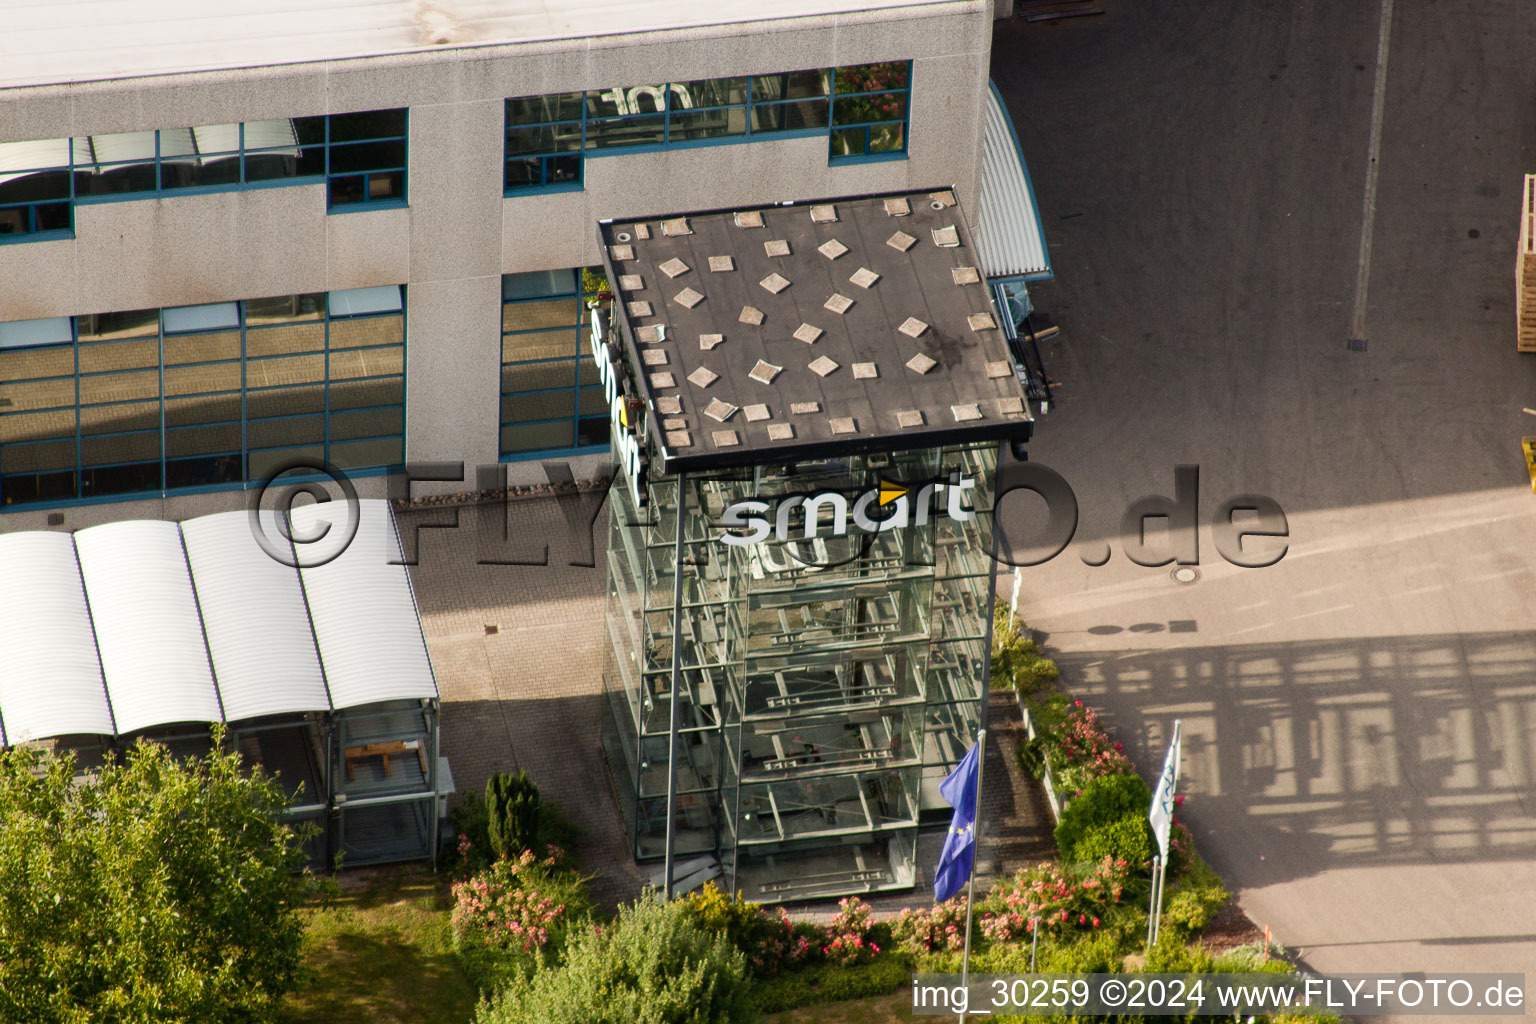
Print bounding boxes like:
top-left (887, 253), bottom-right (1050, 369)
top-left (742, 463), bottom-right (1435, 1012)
top-left (243, 292), bottom-right (326, 326)
top-left (0, 408), bottom-right (74, 442)
top-left (80, 400), bottom-right (157, 435)
top-left (0, 290), bottom-right (405, 508)
top-left (0, 343), bottom-right (73, 382)
top-left (329, 345), bottom-right (404, 381)
top-left (499, 421), bottom-right (574, 453)
top-left (7, 374), bottom-right (76, 411)
top-left (163, 330), bottom-right (241, 365)
top-left (245, 322), bottom-right (326, 357)
top-left (331, 377), bottom-right (402, 411)
top-left (829, 63), bottom-right (912, 160)
top-left (502, 328), bottom-right (578, 363)
top-left (499, 267), bottom-right (605, 458)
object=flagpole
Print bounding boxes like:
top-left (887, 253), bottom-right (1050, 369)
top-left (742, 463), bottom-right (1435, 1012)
top-left (957, 727), bottom-right (987, 1024)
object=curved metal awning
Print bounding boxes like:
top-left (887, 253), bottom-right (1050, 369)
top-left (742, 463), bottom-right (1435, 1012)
top-left (0, 531), bottom-right (114, 744)
top-left (293, 499), bottom-right (439, 710)
top-left (0, 499), bottom-right (435, 745)
top-left (974, 81), bottom-right (1052, 282)
top-left (74, 520), bottom-right (224, 736)
top-left (180, 510), bottom-right (331, 723)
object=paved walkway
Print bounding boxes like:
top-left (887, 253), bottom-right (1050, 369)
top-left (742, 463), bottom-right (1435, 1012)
top-left (994, 0), bottom-right (1536, 1004)
top-left (402, 493), bottom-right (1056, 912)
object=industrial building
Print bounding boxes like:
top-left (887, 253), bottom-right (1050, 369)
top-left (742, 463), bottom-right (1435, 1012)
top-left (0, 0), bottom-right (1048, 527)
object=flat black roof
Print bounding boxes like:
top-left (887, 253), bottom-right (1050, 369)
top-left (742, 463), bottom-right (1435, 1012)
top-left (598, 188), bottom-right (1032, 474)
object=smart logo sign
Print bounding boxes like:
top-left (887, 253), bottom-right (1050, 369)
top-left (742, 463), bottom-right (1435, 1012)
top-left (589, 312), bottom-right (648, 509)
top-left (720, 475), bottom-right (975, 547)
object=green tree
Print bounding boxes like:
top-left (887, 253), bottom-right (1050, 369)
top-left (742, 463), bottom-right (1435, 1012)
top-left (0, 729), bottom-right (315, 1023)
top-left (485, 770), bottom-right (541, 861)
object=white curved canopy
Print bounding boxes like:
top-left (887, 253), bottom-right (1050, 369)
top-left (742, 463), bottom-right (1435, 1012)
top-left (0, 532), bottom-right (114, 744)
top-left (0, 499), bottom-right (436, 744)
top-left (292, 499), bottom-right (438, 709)
top-left (73, 520), bottom-right (224, 736)
top-left (180, 510), bottom-right (331, 723)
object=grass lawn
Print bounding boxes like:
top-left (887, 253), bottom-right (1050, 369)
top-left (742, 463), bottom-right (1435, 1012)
top-left (763, 988), bottom-right (914, 1023)
top-left (279, 865), bottom-right (479, 1024)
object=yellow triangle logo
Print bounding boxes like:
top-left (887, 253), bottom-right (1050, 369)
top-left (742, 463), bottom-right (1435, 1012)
top-left (878, 479), bottom-right (908, 506)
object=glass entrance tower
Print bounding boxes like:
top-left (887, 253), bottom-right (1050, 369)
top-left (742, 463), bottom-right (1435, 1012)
top-left (593, 190), bottom-right (1032, 902)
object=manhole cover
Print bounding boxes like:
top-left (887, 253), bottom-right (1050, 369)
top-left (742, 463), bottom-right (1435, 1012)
top-left (1170, 566), bottom-right (1200, 585)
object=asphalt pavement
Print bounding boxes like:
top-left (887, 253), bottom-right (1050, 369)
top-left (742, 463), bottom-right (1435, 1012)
top-left (991, 0), bottom-right (1536, 1006)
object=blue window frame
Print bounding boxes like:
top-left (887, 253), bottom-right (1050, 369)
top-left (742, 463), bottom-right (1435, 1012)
top-left (504, 94), bottom-right (585, 191)
top-left (499, 268), bottom-right (609, 458)
top-left (0, 139), bottom-right (76, 241)
top-left (0, 288), bottom-right (406, 509)
top-left (503, 62), bottom-right (911, 193)
top-left (829, 62), bottom-right (912, 161)
top-left (320, 109), bottom-right (409, 208)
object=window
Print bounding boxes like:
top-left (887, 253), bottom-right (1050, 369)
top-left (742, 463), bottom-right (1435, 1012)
top-left (504, 94), bottom-right (584, 191)
top-left (829, 62), bottom-right (911, 160)
top-left (503, 62), bottom-right (909, 192)
top-left (0, 139), bottom-right (76, 240)
top-left (0, 108), bottom-right (403, 230)
top-left (499, 268), bottom-right (609, 457)
top-left (72, 122), bottom-right (323, 199)
top-left (318, 109), bottom-right (408, 208)
top-left (0, 290), bottom-right (406, 508)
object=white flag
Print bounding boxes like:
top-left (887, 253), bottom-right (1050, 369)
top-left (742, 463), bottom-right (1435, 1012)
top-left (1148, 720), bottom-right (1182, 858)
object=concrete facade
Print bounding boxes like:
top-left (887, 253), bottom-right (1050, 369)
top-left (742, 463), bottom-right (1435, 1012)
top-left (0, 2), bottom-right (995, 524)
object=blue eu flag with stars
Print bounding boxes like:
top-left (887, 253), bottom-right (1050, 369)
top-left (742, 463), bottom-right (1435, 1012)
top-left (933, 739), bottom-right (981, 903)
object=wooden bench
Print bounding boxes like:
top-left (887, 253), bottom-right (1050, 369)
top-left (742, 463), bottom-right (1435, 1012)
top-left (344, 740), bottom-right (427, 781)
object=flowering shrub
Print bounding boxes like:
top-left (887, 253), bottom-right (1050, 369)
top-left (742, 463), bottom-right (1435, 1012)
top-left (890, 897), bottom-right (970, 954)
top-left (1050, 701), bottom-right (1135, 796)
top-left (450, 847), bottom-right (592, 990)
top-left (979, 856), bottom-right (1132, 942)
top-left (822, 896), bottom-right (881, 965)
top-left (682, 883), bottom-right (814, 978)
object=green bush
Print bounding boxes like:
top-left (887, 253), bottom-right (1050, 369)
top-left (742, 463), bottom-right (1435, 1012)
top-left (750, 953), bottom-right (912, 1014)
top-left (1036, 929), bottom-right (1125, 973)
top-left (1054, 773), bottom-right (1151, 863)
top-left (991, 610), bottom-right (1060, 696)
top-left (485, 771), bottom-right (541, 861)
top-left (475, 890), bottom-right (750, 1024)
top-left (1158, 856), bottom-right (1228, 942)
top-left (1144, 933), bottom-right (1215, 973)
top-left (1074, 814), bottom-right (1156, 869)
